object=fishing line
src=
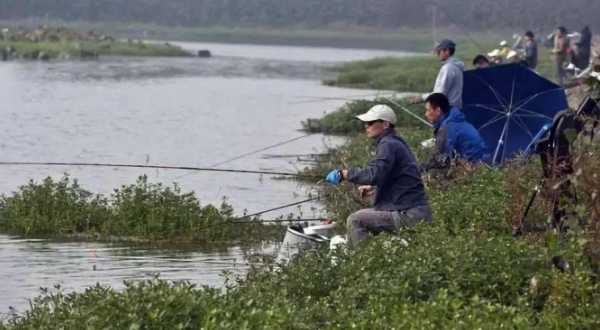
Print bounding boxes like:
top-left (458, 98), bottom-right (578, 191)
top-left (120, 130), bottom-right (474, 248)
top-left (209, 134), bottom-right (313, 168)
top-left (379, 97), bottom-right (433, 128)
top-left (238, 196), bottom-right (320, 219)
top-left (426, 1), bottom-right (486, 53)
top-left (231, 218), bottom-right (327, 224)
top-left (0, 161), bottom-right (321, 180)
top-left (174, 133), bottom-right (314, 181)
top-left (197, 196), bottom-right (327, 230)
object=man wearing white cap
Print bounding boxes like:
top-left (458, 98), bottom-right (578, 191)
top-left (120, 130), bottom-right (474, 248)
top-left (325, 104), bottom-right (432, 247)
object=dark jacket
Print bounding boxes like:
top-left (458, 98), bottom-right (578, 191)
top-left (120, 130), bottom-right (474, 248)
top-left (347, 128), bottom-right (428, 211)
top-left (430, 107), bottom-right (488, 165)
top-left (524, 40), bottom-right (538, 69)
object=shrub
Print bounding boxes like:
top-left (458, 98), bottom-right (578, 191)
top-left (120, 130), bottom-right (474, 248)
top-left (0, 175), bottom-right (284, 244)
top-left (0, 176), bottom-right (108, 236)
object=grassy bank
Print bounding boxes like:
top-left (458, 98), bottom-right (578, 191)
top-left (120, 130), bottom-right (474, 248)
top-left (0, 40), bottom-right (189, 60)
top-left (4, 96), bottom-right (600, 327)
top-left (325, 35), bottom-right (557, 92)
top-left (0, 175), bottom-right (284, 245)
top-left (3, 159), bottom-right (599, 328)
top-left (1, 20), bottom-right (441, 51)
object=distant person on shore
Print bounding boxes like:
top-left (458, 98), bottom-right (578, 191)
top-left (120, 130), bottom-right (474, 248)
top-left (523, 31), bottom-right (538, 70)
top-left (574, 26), bottom-right (592, 70)
top-left (410, 39), bottom-right (464, 108)
top-left (472, 54), bottom-right (491, 69)
top-left (420, 93), bottom-right (488, 171)
top-left (325, 105), bottom-right (432, 247)
top-left (552, 26), bottom-right (569, 86)
top-left (498, 40), bottom-right (511, 59)
top-left (487, 49), bottom-right (503, 65)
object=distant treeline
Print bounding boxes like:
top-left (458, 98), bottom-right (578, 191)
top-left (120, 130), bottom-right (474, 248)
top-left (0, 0), bottom-right (598, 31)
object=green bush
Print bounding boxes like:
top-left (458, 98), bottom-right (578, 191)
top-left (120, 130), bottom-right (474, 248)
top-left (0, 175), bottom-right (284, 244)
top-left (106, 176), bottom-right (204, 239)
top-left (7, 225), bottom-right (600, 329)
top-left (325, 56), bottom-right (440, 92)
top-left (0, 176), bottom-right (109, 236)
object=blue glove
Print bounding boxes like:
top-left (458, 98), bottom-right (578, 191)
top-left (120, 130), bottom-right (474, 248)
top-left (325, 169), bottom-right (342, 185)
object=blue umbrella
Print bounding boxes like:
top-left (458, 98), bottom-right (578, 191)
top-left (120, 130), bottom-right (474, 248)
top-left (463, 63), bottom-right (568, 164)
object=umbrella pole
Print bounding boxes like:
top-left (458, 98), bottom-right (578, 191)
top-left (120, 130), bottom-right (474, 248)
top-left (492, 118), bottom-right (511, 164)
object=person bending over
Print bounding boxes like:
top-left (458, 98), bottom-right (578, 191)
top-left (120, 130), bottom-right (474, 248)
top-left (421, 93), bottom-right (488, 171)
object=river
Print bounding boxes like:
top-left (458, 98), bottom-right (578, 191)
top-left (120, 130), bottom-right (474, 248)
top-left (0, 41), bottom-right (416, 312)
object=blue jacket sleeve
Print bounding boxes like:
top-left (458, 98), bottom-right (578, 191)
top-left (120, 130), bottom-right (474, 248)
top-left (347, 142), bottom-right (395, 186)
top-left (440, 125), bottom-right (458, 156)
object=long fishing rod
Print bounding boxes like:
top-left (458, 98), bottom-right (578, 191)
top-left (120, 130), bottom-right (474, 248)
top-left (380, 97), bottom-right (433, 128)
top-left (232, 218), bottom-right (327, 224)
top-left (0, 161), bottom-right (321, 180)
top-left (289, 92), bottom-right (406, 105)
top-left (293, 92), bottom-right (398, 102)
top-left (175, 133), bottom-right (316, 181)
top-left (209, 134), bottom-right (313, 168)
top-left (426, 1), bottom-right (486, 53)
top-left (197, 196), bottom-right (329, 229)
top-left (238, 197), bottom-right (320, 219)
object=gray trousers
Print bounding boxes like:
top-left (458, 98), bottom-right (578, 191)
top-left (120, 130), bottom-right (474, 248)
top-left (346, 205), bottom-right (433, 247)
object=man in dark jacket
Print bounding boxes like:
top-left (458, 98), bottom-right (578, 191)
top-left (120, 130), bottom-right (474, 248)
top-left (523, 31), bottom-right (538, 70)
top-left (421, 93), bottom-right (488, 171)
top-left (325, 104), bottom-right (432, 247)
top-left (575, 26), bottom-right (592, 70)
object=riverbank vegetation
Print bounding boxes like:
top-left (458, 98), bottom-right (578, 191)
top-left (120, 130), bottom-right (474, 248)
top-left (0, 26), bottom-right (189, 60)
top-left (0, 175), bottom-right (285, 245)
top-left (2, 24), bottom-right (599, 329)
top-left (324, 35), bottom-right (557, 92)
top-left (2, 164), bottom-right (599, 327)
top-left (3, 93), bottom-right (599, 326)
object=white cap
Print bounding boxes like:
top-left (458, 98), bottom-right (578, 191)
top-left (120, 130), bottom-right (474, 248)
top-left (500, 40), bottom-right (508, 47)
top-left (356, 104), bottom-right (396, 124)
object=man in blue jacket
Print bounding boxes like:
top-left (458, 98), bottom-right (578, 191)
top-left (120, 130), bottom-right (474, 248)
top-left (422, 93), bottom-right (488, 171)
top-left (325, 104), bottom-right (432, 247)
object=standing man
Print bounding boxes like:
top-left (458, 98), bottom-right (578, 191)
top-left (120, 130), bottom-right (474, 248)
top-left (420, 93), bottom-right (488, 171)
top-left (575, 26), bottom-right (592, 70)
top-left (552, 26), bottom-right (569, 86)
top-left (523, 31), bottom-right (538, 70)
top-left (413, 39), bottom-right (464, 108)
top-left (325, 105), bottom-right (432, 247)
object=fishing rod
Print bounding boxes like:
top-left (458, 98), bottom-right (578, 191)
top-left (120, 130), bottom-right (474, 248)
top-left (209, 134), bottom-right (313, 168)
top-left (175, 133), bottom-right (315, 180)
top-left (380, 97), bottom-right (433, 128)
top-left (289, 91), bottom-right (401, 105)
top-left (293, 92), bottom-right (398, 102)
top-left (289, 93), bottom-right (433, 129)
top-left (261, 153), bottom-right (324, 159)
top-left (232, 218), bottom-right (327, 224)
top-left (237, 197), bottom-right (320, 219)
top-left (426, 1), bottom-right (486, 53)
top-left (0, 161), bottom-right (321, 180)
